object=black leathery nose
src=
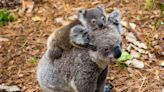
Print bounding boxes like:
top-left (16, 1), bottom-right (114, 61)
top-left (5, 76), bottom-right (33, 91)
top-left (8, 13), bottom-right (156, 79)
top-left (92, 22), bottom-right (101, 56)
top-left (98, 23), bottom-right (104, 28)
top-left (113, 46), bottom-right (121, 58)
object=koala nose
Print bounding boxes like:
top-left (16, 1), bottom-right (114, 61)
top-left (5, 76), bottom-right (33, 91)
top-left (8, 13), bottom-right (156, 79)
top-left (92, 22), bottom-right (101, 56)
top-left (113, 46), bottom-right (121, 58)
top-left (98, 23), bottom-right (104, 29)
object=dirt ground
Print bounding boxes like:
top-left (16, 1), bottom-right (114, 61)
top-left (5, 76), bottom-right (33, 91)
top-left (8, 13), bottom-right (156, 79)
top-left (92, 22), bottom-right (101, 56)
top-left (0, 0), bottom-right (164, 92)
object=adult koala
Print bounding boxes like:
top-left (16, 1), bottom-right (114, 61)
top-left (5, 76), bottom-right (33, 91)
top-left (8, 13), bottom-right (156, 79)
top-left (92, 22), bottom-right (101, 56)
top-left (37, 10), bottom-right (122, 92)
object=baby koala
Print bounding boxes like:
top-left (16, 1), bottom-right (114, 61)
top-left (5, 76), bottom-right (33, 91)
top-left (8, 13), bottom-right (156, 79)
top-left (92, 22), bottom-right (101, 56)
top-left (37, 23), bottom-right (122, 92)
top-left (47, 5), bottom-right (108, 61)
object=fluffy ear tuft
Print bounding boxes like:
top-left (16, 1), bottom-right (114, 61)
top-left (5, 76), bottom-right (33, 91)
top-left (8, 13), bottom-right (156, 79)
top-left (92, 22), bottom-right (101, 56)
top-left (77, 9), bottom-right (87, 18)
top-left (96, 4), bottom-right (106, 14)
top-left (77, 9), bottom-right (88, 27)
top-left (108, 9), bottom-right (122, 34)
top-left (108, 9), bottom-right (121, 21)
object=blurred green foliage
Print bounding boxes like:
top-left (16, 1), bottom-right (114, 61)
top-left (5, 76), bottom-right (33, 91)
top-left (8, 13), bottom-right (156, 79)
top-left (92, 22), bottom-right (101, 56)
top-left (31, 57), bottom-right (37, 64)
top-left (116, 51), bottom-right (133, 68)
top-left (145, 0), bottom-right (164, 13)
top-left (144, 0), bottom-right (155, 10)
top-left (0, 9), bottom-right (14, 27)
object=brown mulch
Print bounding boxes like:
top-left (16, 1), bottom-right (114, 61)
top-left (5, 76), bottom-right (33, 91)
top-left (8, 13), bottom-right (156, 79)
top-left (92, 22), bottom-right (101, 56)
top-left (0, 0), bottom-right (163, 92)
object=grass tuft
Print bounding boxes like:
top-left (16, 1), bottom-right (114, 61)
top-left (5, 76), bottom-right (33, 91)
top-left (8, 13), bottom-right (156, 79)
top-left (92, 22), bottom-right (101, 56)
top-left (0, 9), bottom-right (14, 27)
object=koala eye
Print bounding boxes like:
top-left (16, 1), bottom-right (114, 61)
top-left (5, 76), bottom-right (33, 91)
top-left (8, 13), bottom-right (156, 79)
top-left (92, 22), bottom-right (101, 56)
top-left (101, 16), bottom-right (105, 21)
top-left (91, 19), bottom-right (96, 24)
top-left (104, 48), bottom-right (109, 51)
top-left (79, 29), bottom-right (84, 33)
top-left (120, 42), bottom-right (122, 47)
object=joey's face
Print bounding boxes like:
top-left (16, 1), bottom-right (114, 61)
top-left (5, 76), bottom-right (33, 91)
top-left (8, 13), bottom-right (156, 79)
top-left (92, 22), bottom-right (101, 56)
top-left (89, 31), bottom-right (122, 62)
top-left (77, 5), bottom-right (107, 30)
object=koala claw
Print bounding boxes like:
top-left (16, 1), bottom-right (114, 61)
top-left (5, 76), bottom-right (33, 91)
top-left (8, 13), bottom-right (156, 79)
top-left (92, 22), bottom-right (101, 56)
top-left (103, 83), bottom-right (113, 92)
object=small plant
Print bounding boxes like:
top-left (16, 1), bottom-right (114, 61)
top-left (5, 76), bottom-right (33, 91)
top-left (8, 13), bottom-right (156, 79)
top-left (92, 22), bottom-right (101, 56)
top-left (116, 51), bottom-right (133, 68)
top-left (31, 57), bottom-right (37, 64)
top-left (144, 0), bottom-right (155, 10)
top-left (0, 9), bottom-right (14, 27)
top-left (159, 3), bottom-right (164, 16)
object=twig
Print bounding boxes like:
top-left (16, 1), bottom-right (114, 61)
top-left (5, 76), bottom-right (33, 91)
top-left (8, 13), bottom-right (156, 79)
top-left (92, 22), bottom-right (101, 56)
top-left (138, 76), bottom-right (146, 92)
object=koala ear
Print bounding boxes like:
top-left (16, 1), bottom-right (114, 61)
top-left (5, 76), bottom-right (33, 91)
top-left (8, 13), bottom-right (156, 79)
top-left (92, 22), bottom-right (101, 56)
top-left (77, 9), bottom-right (88, 27)
top-left (70, 25), bottom-right (88, 46)
top-left (77, 9), bottom-right (87, 18)
top-left (108, 9), bottom-right (121, 21)
top-left (96, 4), bottom-right (106, 14)
top-left (108, 9), bottom-right (122, 34)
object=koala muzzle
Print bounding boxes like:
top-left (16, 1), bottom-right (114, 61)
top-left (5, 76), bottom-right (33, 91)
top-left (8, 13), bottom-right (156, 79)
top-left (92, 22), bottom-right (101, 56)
top-left (113, 46), bottom-right (121, 58)
top-left (98, 23), bottom-right (104, 29)
top-left (97, 19), bottom-right (105, 29)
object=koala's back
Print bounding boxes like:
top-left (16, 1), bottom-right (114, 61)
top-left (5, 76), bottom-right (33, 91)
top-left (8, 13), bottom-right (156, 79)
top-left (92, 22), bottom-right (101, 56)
top-left (37, 48), bottom-right (100, 92)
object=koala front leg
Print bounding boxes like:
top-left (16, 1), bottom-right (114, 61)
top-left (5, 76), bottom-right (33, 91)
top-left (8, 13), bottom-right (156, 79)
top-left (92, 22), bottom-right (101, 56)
top-left (95, 66), bottom-right (108, 92)
top-left (96, 66), bottom-right (113, 92)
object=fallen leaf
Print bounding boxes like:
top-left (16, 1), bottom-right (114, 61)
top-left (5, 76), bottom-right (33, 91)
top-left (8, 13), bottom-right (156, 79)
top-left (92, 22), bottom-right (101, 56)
top-left (161, 61), bottom-right (164, 67)
top-left (126, 32), bottom-right (147, 49)
top-left (130, 50), bottom-right (140, 58)
top-left (132, 59), bottom-right (144, 69)
top-left (121, 20), bottom-right (128, 28)
top-left (127, 59), bottom-right (144, 69)
top-left (131, 44), bottom-right (146, 53)
top-left (126, 32), bottom-right (137, 42)
top-left (0, 85), bottom-right (20, 92)
top-left (32, 16), bottom-right (42, 22)
top-left (131, 29), bottom-right (145, 42)
top-left (20, 0), bottom-right (34, 16)
top-left (161, 88), bottom-right (164, 92)
top-left (55, 17), bottom-right (65, 25)
top-left (0, 37), bottom-right (9, 42)
top-left (68, 15), bottom-right (77, 21)
top-left (125, 60), bottom-right (132, 65)
top-left (129, 22), bottom-right (136, 30)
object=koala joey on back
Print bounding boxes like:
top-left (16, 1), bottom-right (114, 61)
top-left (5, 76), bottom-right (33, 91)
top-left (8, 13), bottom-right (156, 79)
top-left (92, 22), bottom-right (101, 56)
top-left (37, 24), bottom-right (122, 92)
top-left (47, 5), bottom-right (108, 61)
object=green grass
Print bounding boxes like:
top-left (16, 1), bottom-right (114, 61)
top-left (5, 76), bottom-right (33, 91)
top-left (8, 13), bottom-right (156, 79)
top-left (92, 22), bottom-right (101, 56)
top-left (144, 0), bottom-right (155, 10)
top-left (116, 51), bottom-right (133, 68)
top-left (31, 57), bottom-right (37, 64)
top-left (159, 3), bottom-right (164, 15)
top-left (0, 9), bottom-right (14, 27)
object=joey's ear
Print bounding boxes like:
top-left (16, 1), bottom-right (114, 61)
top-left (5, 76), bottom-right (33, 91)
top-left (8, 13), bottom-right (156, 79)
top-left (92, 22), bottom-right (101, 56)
top-left (108, 9), bottom-right (122, 34)
top-left (77, 9), bottom-right (87, 18)
top-left (96, 4), bottom-right (106, 14)
top-left (77, 9), bottom-right (88, 27)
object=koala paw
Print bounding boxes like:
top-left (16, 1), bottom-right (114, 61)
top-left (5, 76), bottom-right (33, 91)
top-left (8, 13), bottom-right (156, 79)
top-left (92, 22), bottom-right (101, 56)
top-left (103, 83), bottom-right (113, 92)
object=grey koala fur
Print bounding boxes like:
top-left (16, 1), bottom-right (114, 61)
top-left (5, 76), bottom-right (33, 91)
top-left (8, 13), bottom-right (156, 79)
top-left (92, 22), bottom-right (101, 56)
top-left (37, 21), bottom-right (122, 92)
top-left (47, 5), bottom-right (108, 60)
top-left (108, 9), bottom-right (122, 35)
